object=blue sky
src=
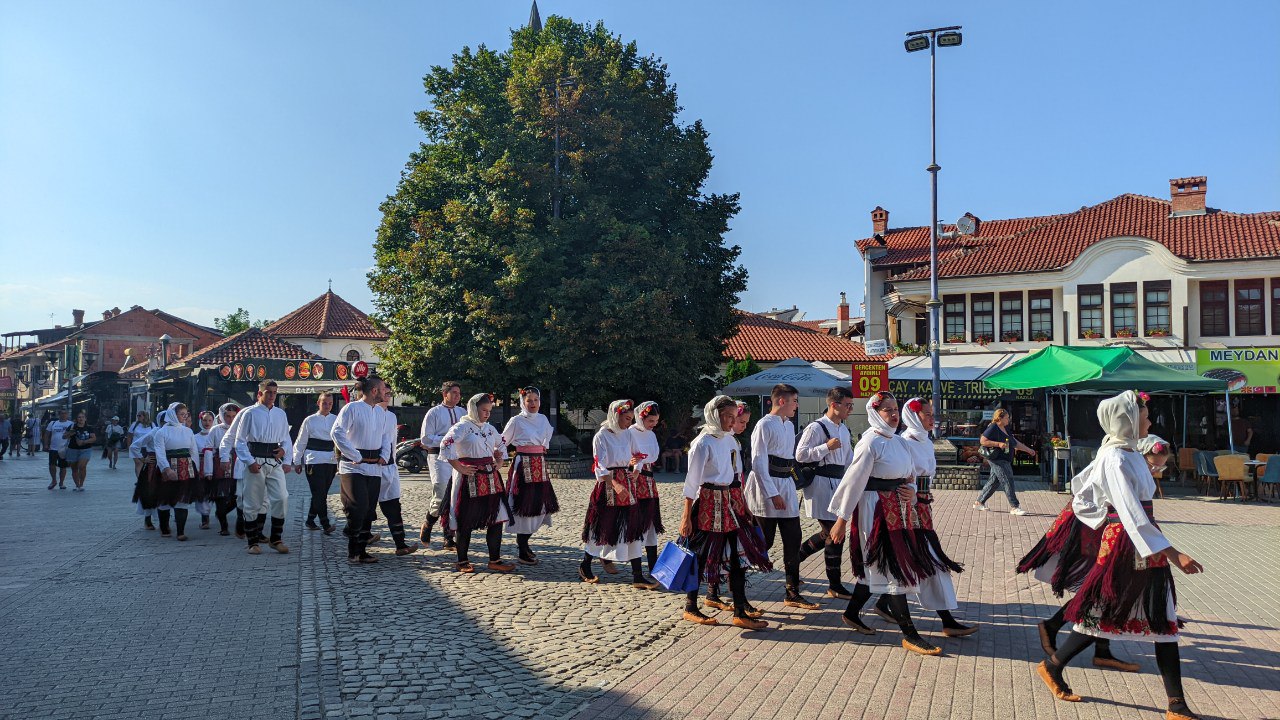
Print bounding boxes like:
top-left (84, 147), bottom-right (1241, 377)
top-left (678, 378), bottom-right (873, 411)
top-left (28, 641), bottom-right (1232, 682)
top-left (2, 1), bottom-right (1277, 334)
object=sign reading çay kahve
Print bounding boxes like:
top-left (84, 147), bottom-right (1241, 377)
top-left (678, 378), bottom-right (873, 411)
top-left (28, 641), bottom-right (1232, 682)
top-left (1195, 348), bottom-right (1280, 394)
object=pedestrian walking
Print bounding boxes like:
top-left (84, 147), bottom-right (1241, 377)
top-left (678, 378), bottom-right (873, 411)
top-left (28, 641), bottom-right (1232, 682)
top-left (627, 401), bottom-right (663, 576)
top-left (103, 415), bottom-right (125, 469)
top-left (580, 400), bottom-right (654, 587)
top-left (332, 376), bottom-right (390, 564)
top-left (63, 410), bottom-right (96, 491)
top-left (442, 393), bottom-right (514, 574)
top-left (794, 386), bottom-right (857, 600)
top-left (501, 387), bottom-right (559, 566)
top-left (210, 403), bottom-right (243, 537)
top-left (151, 403), bottom-right (200, 541)
top-left (130, 408), bottom-right (166, 532)
top-left (192, 411), bottom-right (217, 528)
top-left (377, 395), bottom-right (417, 556)
top-left (294, 392), bottom-right (338, 534)
top-left (973, 409), bottom-right (1036, 514)
top-left (126, 411), bottom-right (154, 473)
top-left (417, 381), bottom-right (462, 550)
top-left (45, 409), bottom-right (73, 490)
top-left (0, 412), bottom-right (10, 459)
top-left (232, 380), bottom-right (294, 555)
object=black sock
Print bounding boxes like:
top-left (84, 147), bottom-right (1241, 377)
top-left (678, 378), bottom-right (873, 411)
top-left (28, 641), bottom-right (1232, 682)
top-left (844, 583), bottom-right (871, 620)
top-left (685, 590), bottom-right (700, 612)
top-left (646, 544), bottom-right (658, 572)
top-left (631, 558), bottom-right (646, 582)
top-left (1049, 631), bottom-right (1096, 679)
top-left (937, 610), bottom-right (965, 628)
top-left (158, 509), bottom-right (171, 534)
top-left (580, 552), bottom-right (595, 578)
top-left (1093, 638), bottom-right (1115, 660)
top-left (797, 532), bottom-right (826, 562)
top-left (887, 595), bottom-right (919, 639)
top-left (174, 508), bottom-right (188, 535)
top-left (145, 514), bottom-right (155, 528)
top-left (517, 533), bottom-right (532, 555)
top-left (1155, 642), bottom-right (1186, 705)
top-left (200, 514), bottom-right (209, 525)
top-left (486, 524), bottom-right (502, 561)
top-left (1045, 605), bottom-right (1067, 635)
top-left (270, 516), bottom-right (284, 543)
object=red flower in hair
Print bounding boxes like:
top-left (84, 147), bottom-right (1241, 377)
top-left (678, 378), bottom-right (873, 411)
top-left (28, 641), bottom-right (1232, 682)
top-left (906, 398), bottom-right (923, 414)
top-left (1134, 390), bottom-right (1150, 407)
top-left (1151, 442), bottom-right (1167, 455)
top-left (615, 401), bottom-right (633, 413)
top-left (869, 391), bottom-right (895, 409)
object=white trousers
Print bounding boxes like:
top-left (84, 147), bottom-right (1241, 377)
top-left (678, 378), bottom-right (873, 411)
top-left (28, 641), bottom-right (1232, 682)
top-left (240, 462), bottom-right (288, 521)
top-left (426, 456), bottom-right (452, 513)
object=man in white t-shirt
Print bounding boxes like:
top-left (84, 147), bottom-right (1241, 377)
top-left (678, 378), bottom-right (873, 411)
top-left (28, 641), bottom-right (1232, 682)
top-left (45, 409), bottom-right (74, 490)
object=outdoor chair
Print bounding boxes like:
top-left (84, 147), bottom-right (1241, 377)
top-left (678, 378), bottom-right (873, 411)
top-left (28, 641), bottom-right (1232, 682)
top-left (1177, 447), bottom-right (1197, 485)
top-left (1260, 456), bottom-right (1280, 500)
top-left (1212, 454), bottom-right (1248, 501)
top-left (1194, 451), bottom-right (1218, 494)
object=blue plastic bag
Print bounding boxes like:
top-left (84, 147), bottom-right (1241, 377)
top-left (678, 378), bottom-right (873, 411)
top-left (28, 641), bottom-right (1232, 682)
top-left (652, 539), bottom-right (700, 592)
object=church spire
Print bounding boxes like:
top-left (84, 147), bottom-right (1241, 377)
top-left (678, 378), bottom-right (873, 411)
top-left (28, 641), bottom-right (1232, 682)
top-left (528, 1), bottom-right (542, 32)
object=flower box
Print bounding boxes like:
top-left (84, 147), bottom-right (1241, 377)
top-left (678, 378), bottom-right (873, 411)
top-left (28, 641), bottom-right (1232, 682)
top-left (1147, 328), bottom-right (1170, 337)
top-left (1001, 332), bottom-right (1022, 342)
top-left (946, 335), bottom-right (964, 344)
top-left (974, 335), bottom-right (993, 346)
top-left (1082, 330), bottom-right (1102, 339)
top-left (1115, 328), bottom-right (1136, 338)
top-left (1032, 333), bottom-right (1051, 342)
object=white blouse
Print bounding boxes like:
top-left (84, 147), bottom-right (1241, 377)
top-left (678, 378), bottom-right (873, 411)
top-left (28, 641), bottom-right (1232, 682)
top-left (441, 419), bottom-right (506, 463)
top-left (502, 413), bottom-right (554, 449)
top-left (628, 425), bottom-right (660, 470)
top-left (152, 425), bottom-right (201, 472)
top-left (194, 431), bottom-right (216, 476)
top-left (828, 430), bottom-right (915, 520)
top-left (592, 428), bottom-right (636, 479)
top-left (1073, 447), bottom-right (1171, 558)
top-left (683, 432), bottom-right (741, 500)
top-left (900, 428), bottom-right (936, 478)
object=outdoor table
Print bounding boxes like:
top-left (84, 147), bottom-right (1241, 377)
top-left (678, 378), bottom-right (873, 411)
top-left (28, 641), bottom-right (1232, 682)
top-left (1244, 460), bottom-right (1265, 501)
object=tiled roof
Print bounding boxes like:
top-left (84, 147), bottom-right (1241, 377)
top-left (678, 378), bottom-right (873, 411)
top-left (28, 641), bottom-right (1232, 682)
top-left (726, 312), bottom-right (886, 363)
top-left (263, 291), bottom-right (387, 340)
top-left (119, 359), bottom-right (150, 380)
top-left (0, 337), bottom-right (73, 361)
top-left (791, 319), bottom-right (832, 334)
top-left (173, 328), bottom-right (322, 367)
top-left (860, 194), bottom-right (1280, 282)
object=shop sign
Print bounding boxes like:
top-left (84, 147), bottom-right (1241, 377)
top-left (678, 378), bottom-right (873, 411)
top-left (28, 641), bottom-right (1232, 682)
top-left (889, 379), bottom-right (1035, 402)
top-left (1195, 348), bottom-right (1280, 394)
top-left (215, 359), bottom-right (327, 383)
top-left (351, 360), bottom-right (369, 379)
top-left (850, 362), bottom-right (888, 398)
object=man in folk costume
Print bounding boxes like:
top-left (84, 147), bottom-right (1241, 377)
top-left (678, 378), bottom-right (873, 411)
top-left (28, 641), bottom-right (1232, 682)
top-left (794, 386), bottom-right (857, 600)
top-left (233, 380), bottom-right (294, 555)
top-left (331, 376), bottom-right (392, 564)
top-left (378, 394), bottom-right (417, 555)
top-left (294, 392), bottom-right (339, 534)
top-left (418, 381), bottom-right (463, 550)
top-left (745, 384), bottom-right (819, 610)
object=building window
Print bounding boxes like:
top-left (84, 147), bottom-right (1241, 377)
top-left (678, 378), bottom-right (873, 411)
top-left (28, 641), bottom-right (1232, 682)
top-left (1236, 279), bottom-right (1265, 336)
top-left (1110, 282), bottom-right (1138, 337)
top-left (1199, 280), bottom-right (1229, 336)
top-left (346, 349), bottom-right (362, 362)
top-left (999, 292), bottom-right (1023, 341)
top-left (944, 295), bottom-right (966, 342)
top-left (1272, 279), bottom-right (1280, 336)
top-left (1078, 284), bottom-right (1104, 339)
top-left (971, 293), bottom-right (994, 343)
top-left (1143, 280), bottom-right (1172, 337)
top-left (1027, 290), bottom-right (1053, 341)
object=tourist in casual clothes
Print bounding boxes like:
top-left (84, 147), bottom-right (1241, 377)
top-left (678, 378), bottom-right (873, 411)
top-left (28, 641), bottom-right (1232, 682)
top-left (580, 400), bottom-right (656, 588)
top-left (294, 392), bottom-right (339, 534)
top-left (418, 381), bottom-right (464, 550)
top-left (872, 397), bottom-right (975, 637)
top-left (192, 411), bottom-right (218, 529)
top-left (60, 410), bottom-right (96, 491)
top-left (378, 395), bottom-right (418, 556)
top-left (501, 387), bottom-right (560, 566)
top-left (212, 404), bottom-right (245, 537)
top-left (45, 409), bottom-right (73, 490)
top-left (974, 409), bottom-right (1036, 515)
top-left (627, 401), bottom-right (663, 576)
top-left (233, 380), bottom-right (294, 555)
top-left (1038, 392), bottom-right (1204, 720)
top-left (151, 403), bottom-right (201, 541)
top-left (828, 392), bottom-right (942, 656)
top-left (678, 395), bottom-right (772, 629)
top-left (103, 415), bottom-right (125, 469)
top-left (331, 377), bottom-right (391, 565)
top-left (794, 386), bottom-right (857, 600)
top-left (441, 393), bottom-right (514, 574)
top-left (0, 412), bottom-right (10, 459)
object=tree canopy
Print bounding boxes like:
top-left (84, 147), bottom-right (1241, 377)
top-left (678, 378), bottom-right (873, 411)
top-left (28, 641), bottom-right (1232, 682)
top-left (370, 16), bottom-right (745, 413)
top-left (213, 308), bottom-right (272, 336)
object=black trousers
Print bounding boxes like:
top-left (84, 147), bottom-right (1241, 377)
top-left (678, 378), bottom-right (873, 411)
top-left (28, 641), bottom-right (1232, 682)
top-left (340, 473), bottom-right (380, 557)
top-left (379, 498), bottom-right (409, 549)
top-left (305, 463), bottom-right (337, 526)
top-left (759, 516), bottom-right (802, 590)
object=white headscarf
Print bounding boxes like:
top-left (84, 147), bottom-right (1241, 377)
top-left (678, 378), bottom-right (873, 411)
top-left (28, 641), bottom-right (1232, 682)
top-left (1097, 390), bottom-right (1142, 453)
top-left (217, 402), bottom-right (240, 428)
top-left (601, 399), bottom-right (633, 433)
top-left (864, 393), bottom-right (897, 438)
top-left (633, 401), bottom-right (659, 433)
top-left (700, 395), bottom-right (736, 438)
top-left (1137, 434), bottom-right (1170, 456)
top-left (464, 393), bottom-right (493, 424)
top-left (899, 397), bottom-right (930, 442)
top-left (161, 402), bottom-right (182, 427)
top-left (518, 387), bottom-right (541, 419)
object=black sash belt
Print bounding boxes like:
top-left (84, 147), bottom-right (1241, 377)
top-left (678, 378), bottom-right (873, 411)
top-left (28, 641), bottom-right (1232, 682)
top-left (640, 468), bottom-right (654, 478)
top-left (306, 438), bottom-right (334, 451)
top-left (248, 441), bottom-right (282, 457)
top-left (814, 464), bottom-right (845, 479)
top-left (1106, 500), bottom-right (1154, 523)
top-left (767, 454), bottom-right (795, 477)
top-left (426, 447), bottom-right (441, 454)
top-left (866, 476), bottom-right (907, 491)
top-left (700, 478), bottom-right (742, 490)
top-left (165, 449), bottom-right (190, 460)
top-left (357, 448), bottom-right (382, 463)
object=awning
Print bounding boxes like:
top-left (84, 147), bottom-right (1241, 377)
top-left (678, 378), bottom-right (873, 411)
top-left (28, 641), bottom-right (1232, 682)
top-left (720, 357), bottom-right (846, 397)
top-left (272, 380), bottom-right (352, 395)
top-left (983, 345), bottom-right (1226, 393)
top-left (1136, 348), bottom-right (1195, 373)
top-left (888, 352), bottom-right (1022, 382)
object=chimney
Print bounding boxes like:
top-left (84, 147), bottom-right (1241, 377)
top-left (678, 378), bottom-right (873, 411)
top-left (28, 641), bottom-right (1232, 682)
top-left (837, 292), bottom-right (850, 335)
top-left (102, 310), bottom-right (112, 321)
top-left (871, 206), bottom-right (889, 235)
top-left (111, 307), bottom-right (121, 317)
top-left (1169, 176), bottom-right (1207, 216)
top-left (72, 309), bottom-right (85, 326)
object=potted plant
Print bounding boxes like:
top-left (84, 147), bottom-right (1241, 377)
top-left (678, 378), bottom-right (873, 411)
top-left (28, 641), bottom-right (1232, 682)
top-left (946, 334), bottom-right (964, 344)
top-left (1082, 330), bottom-right (1102, 340)
top-left (1148, 327), bottom-right (1170, 337)
top-left (975, 334), bottom-right (993, 346)
top-left (1050, 436), bottom-right (1070, 460)
top-left (1032, 332), bottom-right (1051, 342)
top-left (1001, 331), bottom-right (1022, 342)
top-left (1115, 327), bottom-right (1135, 338)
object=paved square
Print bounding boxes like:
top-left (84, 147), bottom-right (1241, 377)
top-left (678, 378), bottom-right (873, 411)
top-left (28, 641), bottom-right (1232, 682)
top-left (0, 454), bottom-right (1276, 720)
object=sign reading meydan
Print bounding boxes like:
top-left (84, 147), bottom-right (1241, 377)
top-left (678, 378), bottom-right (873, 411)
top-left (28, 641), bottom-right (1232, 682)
top-left (1195, 348), bottom-right (1279, 394)
top-left (890, 378), bottom-right (1034, 402)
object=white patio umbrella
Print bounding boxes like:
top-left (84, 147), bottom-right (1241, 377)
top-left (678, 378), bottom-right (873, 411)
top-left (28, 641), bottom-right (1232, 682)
top-left (719, 357), bottom-right (849, 397)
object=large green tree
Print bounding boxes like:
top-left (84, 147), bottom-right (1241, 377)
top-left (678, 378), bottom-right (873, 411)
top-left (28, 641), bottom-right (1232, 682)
top-left (370, 17), bottom-right (745, 412)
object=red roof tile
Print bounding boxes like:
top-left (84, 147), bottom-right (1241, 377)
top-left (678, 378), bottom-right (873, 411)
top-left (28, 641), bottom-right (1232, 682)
top-left (727, 312), bottom-right (885, 363)
top-left (861, 194), bottom-right (1280, 282)
top-left (263, 291), bottom-right (387, 340)
top-left (174, 328), bottom-right (322, 367)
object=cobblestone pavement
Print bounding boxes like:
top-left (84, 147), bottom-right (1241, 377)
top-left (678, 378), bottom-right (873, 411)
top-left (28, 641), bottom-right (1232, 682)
top-left (2, 453), bottom-right (1277, 720)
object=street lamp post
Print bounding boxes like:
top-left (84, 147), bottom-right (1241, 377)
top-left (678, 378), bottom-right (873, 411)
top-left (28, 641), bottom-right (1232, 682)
top-left (905, 25), bottom-right (963, 432)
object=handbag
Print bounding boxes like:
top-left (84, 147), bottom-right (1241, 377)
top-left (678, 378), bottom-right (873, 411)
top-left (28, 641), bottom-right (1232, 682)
top-left (652, 539), bottom-right (700, 593)
top-left (793, 422), bottom-right (832, 490)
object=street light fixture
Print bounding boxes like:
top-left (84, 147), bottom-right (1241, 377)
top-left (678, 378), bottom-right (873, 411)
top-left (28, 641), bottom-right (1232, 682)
top-left (905, 24), bottom-right (963, 433)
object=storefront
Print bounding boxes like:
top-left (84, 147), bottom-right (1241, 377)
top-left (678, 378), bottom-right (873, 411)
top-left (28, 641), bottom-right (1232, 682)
top-left (1192, 347), bottom-right (1280, 454)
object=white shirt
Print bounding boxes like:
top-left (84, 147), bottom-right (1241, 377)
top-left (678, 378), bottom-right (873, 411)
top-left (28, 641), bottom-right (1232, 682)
top-left (46, 420), bottom-right (74, 452)
top-left (441, 419), bottom-right (506, 463)
top-left (129, 428), bottom-right (159, 458)
top-left (153, 424), bottom-right (201, 472)
top-left (747, 414), bottom-right (798, 518)
top-left (796, 415), bottom-right (854, 467)
top-left (628, 425), bottom-right (660, 471)
top-left (194, 430), bottom-right (217, 476)
top-left (293, 411), bottom-right (338, 465)
top-left (420, 403), bottom-right (463, 448)
top-left (683, 432), bottom-right (741, 500)
top-left (592, 428), bottom-right (636, 479)
top-left (105, 422), bottom-right (126, 442)
top-left (331, 400), bottom-right (390, 477)
top-left (216, 418), bottom-right (249, 479)
top-left (380, 407), bottom-right (402, 497)
top-left (828, 430), bottom-right (915, 521)
top-left (501, 413), bottom-right (554, 450)
top-left (900, 428), bottom-right (935, 479)
top-left (232, 403), bottom-right (294, 462)
top-left (1073, 447), bottom-right (1171, 558)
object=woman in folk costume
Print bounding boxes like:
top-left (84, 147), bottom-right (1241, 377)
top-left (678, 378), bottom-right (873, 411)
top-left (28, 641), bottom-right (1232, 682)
top-left (150, 403), bottom-right (201, 541)
top-left (207, 403), bottom-right (243, 537)
top-left (580, 400), bottom-right (658, 589)
top-left (130, 408), bottom-right (167, 532)
top-left (1037, 391), bottom-right (1204, 720)
top-left (678, 395), bottom-right (772, 629)
top-left (871, 397), bottom-right (975, 637)
top-left (191, 411), bottom-right (218, 530)
top-left (627, 401), bottom-right (664, 575)
top-left (501, 387), bottom-right (560, 566)
top-left (828, 391), bottom-right (943, 656)
top-left (441, 393), bottom-right (514, 573)
top-left (1018, 406), bottom-right (1157, 673)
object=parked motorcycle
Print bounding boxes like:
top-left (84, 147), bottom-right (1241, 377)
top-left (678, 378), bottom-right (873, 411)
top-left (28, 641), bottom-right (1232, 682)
top-left (395, 439), bottom-right (428, 474)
